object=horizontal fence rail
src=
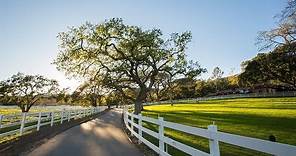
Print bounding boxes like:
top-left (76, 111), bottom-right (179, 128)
top-left (123, 108), bottom-right (296, 156)
top-left (0, 106), bottom-right (108, 139)
top-left (144, 91), bottom-right (296, 106)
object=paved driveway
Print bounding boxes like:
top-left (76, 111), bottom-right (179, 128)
top-left (27, 109), bottom-right (143, 156)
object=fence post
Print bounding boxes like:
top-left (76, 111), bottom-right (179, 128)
top-left (68, 110), bottom-right (71, 122)
top-left (138, 114), bottom-right (142, 144)
top-left (75, 110), bottom-right (78, 119)
top-left (158, 117), bottom-right (165, 155)
top-left (125, 110), bottom-right (128, 125)
top-left (0, 114), bottom-right (3, 128)
top-left (165, 143), bottom-right (169, 153)
top-left (123, 108), bottom-right (127, 125)
top-left (20, 112), bottom-right (27, 135)
top-left (37, 112), bottom-right (42, 131)
top-left (208, 125), bottom-right (220, 156)
top-left (51, 112), bottom-right (54, 126)
top-left (60, 110), bottom-right (64, 124)
top-left (131, 114), bottom-right (134, 136)
top-left (123, 109), bottom-right (126, 124)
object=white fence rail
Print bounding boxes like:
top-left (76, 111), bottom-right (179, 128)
top-left (0, 106), bottom-right (108, 138)
top-left (123, 109), bottom-right (296, 156)
top-left (144, 91), bottom-right (296, 106)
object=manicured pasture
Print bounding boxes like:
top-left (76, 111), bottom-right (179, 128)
top-left (142, 97), bottom-right (296, 156)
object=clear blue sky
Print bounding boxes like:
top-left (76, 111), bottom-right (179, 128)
top-left (0, 0), bottom-right (285, 90)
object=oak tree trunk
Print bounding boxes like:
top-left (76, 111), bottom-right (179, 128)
top-left (134, 88), bottom-right (147, 114)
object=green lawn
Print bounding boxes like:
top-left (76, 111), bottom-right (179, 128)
top-left (141, 97), bottom-right (296, 156)
top-left (0, 108), bottom-right (51, 115)
top-left (0, 107), bottom-right (60, 143)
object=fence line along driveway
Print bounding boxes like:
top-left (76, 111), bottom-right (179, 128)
top-left (0, 107), bottom-right (108, 139)
top-left (123, 108), bottom-right (296, 156)
top-left (26, 108), bottom-right (143, 156)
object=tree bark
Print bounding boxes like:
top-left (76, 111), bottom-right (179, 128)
top-left (134, 88), bottom-right (147, 114)
top-left (134, 100), bottom-right (142, 115)
top-left (90, 96), bottom-right (97, 107)
top-left (22, 104), bottom-right (30, 112)
top-left (21, 107), bottom-right (26, 112)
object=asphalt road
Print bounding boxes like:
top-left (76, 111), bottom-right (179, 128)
top-left (26, 109), bottom-right (143, 156)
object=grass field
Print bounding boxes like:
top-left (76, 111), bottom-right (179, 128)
top-left (141, 97), bottom-right (296, 156)
top-left (0, 105), bottom-right (86, 115)
top-left (0, 108), bottom-right (46, 115)
top-left (0, 107), bottom-right (55, 143)
top-left (0, 105), bottom-right (83, 143)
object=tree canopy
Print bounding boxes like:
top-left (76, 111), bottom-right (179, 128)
top-left (0, 73), bottom-right (59, 112)
top-left (71, 79), bottom-right (105, 107)
top-left (240, 1), bottom-right (296, 89)
top-left (240, 43), bottom-right (296, 89)
top-left (257, 0), bottom-right (296, 51)
top-left (54, 18), bottom-right (205, 114)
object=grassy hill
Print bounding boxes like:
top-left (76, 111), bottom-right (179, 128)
top-left (141, 97), bottom-right (296, 156)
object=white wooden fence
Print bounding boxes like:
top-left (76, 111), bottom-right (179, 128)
top-left (144, 91), bottom-right (296, 106)
top-left (123, 109), bottom-right (296, 156)
top-left (0, 106), bottom-right (107, 138)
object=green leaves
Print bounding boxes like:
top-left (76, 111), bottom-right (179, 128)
top-left (54, 18), bottom-right (205, 113)
top-left (0, 73), bottom-right (59, 112)
top-left (240, 43), bottom-right (296, 89)
top-left (257, 1), bottom-right (296, 51)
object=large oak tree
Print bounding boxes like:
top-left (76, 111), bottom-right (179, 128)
top-left (0, 73), bottom-right (59, 112)
top-left (54, 18), bottom-right (204, 114)
top-left (240, 1), bottom-right (296, 89)
top-left (240, 43), bottom-right (296, 89)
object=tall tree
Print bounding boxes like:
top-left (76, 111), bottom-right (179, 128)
top-left (74, 80), bottom-right (105, 107)
top-left (210, 67), bottom-right (225, 92)
top-left (257, 0), bottom-right (296, 51)
top-left (55, 87), bottom-right (71, 104)
top-left (240, 1), bottom-right (296, 89)
top-left (210, 67), bottom-right (224, 80)
top-left (54, 18), bottom-right (205, 114)
top-left (0, 73), bottom-right (59, 112)
top-left (240, 43), bottom-right (296, 89)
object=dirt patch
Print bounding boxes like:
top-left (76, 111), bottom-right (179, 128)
top-left (0, 109), bottom-right (109, 156)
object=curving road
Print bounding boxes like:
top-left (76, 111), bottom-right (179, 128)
top-left (26, 109), bottom-right (143, 156)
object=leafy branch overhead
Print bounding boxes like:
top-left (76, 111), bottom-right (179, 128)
top-left (54, 18), bottom-right (205, 114)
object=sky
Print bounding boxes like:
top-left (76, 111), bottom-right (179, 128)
top-left (0, 0), bottom-right (286, 91)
